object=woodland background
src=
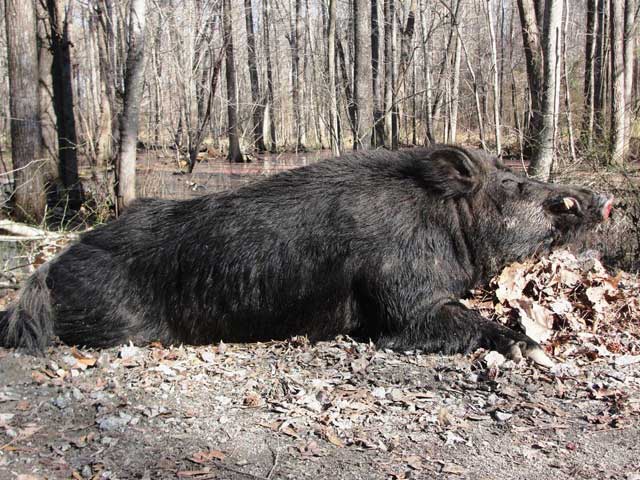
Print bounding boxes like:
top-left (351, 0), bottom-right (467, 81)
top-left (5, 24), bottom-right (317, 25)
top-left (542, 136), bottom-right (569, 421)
top-left (0, 0), bottom-right (638, 222)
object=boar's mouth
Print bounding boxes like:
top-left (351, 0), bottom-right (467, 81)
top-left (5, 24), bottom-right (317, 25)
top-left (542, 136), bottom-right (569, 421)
top-left (544, 193), bottom-right (613, 245)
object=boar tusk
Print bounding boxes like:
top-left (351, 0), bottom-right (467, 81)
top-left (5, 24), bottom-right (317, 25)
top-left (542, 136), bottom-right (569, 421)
top-left (562, 197), bottom-right (577, 211)
top-left (526, 347), bottom-right (555, 368)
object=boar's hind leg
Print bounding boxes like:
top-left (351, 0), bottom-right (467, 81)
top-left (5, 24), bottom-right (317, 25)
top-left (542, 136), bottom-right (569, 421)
top-left (378, 301), bottom-right (554, 368)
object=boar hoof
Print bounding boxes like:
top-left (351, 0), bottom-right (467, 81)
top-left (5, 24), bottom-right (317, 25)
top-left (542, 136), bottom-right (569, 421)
top-left (507, 341), bottom-right (554, 368)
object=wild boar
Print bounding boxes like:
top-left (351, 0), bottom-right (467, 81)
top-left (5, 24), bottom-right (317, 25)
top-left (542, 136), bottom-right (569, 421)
top-left (1, 146), bottom-right (613, 366)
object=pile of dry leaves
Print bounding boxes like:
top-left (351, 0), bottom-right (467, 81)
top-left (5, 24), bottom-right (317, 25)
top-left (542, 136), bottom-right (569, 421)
top-left (466, 249), bottom-right (640, 366)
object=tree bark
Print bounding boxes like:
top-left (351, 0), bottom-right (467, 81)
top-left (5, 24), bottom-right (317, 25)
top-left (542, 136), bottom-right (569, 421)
top-left (47, 0), bottom-right (82, 209)
top-left (290, 0), bottom-right (306, 150)
top-left (593, 0), bottom-right (607, 137)
top-left (244, 0), bottom-right (266, 152)
top-left (263, 0), bottom-right (277, 152)
top-left (371, 0), bottom-right (384, 147)
top-left (328, 0), bottom-right (339, 155)
top-left (486, 0), bottom-right (502, 154)
top-left (383, 0), bottom-right (396, 149)
top-left (516, 0), bottom-right (544, 155)
top-left (609, 0), bottom-right (626, 164)
top-left (623, 0), bottom-right (636, 151)
top-left (222, 0), bottom-right (243, 162)
top-left (115, 0), bottom-right (147, 211)
top-left (529, 0), bottom-right (563, 180)
top-left (582, 0), bottom-right (597, 147)
top-left (36, 2), bottom-right (58, 172)
top-left (4, 0), bottom-right (46, 222)
top-left (95, 0), bottom-right (117, 165)
top-left (353, 0), bottom-right (373, 150)
top-left (450, 26), bottom-right (462, 144)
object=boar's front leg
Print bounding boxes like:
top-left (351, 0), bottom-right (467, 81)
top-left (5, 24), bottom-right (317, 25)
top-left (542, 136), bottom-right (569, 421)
top-left (377, 300), bottom-right (554, 368)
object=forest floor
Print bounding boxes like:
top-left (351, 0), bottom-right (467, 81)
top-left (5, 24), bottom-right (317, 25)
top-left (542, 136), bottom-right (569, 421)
top-left (1, 249), bottom-right (639, 480)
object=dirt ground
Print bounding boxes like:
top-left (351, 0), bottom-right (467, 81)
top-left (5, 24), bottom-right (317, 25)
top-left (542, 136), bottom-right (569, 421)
top-left (1, 335), bottom-right (639, 480)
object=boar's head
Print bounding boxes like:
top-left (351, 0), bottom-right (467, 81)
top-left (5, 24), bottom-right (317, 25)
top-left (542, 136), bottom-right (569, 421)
top-left (442, 148), bottom-right (614, 278)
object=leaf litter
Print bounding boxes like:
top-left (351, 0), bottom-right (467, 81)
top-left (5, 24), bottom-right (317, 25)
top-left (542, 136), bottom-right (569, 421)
top-left (0, 249), bottom-right (639, 479)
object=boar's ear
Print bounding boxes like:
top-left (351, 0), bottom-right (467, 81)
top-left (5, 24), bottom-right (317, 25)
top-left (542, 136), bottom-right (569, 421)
top-left (422, 146), bottom-right (486, 198)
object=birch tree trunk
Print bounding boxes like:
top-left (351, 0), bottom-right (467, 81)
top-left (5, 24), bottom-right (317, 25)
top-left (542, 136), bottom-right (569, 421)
top-left (623, 0), bottom-right (636, 150)
top-left (528, 0), bottom-right (563, 180)
top-left (5, 0), bottom-right (46, 222)
top-left (115, 0), bottom-right (147, 211)
top-left (609, 0), bottom-right (626, 164)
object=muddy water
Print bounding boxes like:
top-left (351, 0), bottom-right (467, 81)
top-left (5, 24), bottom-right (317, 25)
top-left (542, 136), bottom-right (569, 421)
top-left (135, 150), bottom-right (335, 200)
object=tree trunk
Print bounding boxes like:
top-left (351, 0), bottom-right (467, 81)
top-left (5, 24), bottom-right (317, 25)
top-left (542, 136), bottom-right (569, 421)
top-left (291, 0), bottom-right (306, 150)
top-left (95, 0), bottom-right (117, 166)
top-left (529, 0), bottom-right (563, 180)
top-left (371, 0), bottom-right (384, 147)
top-left (623, 0), bottom-right (636, 151)
top-left (593, 0), bottom-right (607, 137)
top-left (222, 0), bottom-right (243, 162)
top-left (383, 0), bottom-right (396, 149)
top-left (47, 0), bottom-right (82, 209)
top-left (450, 27), bottom-right (462, 144)
top-left (244, 0), bottom-right (266, 152)
top-left (337, 39), bottom-right (357, 143)
top-left (582, 0), bottom-right (597, 147)
top-left (36, 2), bottom-right (58, 173)
top-left (115, 0), bottom-right (147, 211)
top-left (263, 0), bottom-right (277, 152)
top-left (516, 0), bottom-right (544, 156)
top-left (486, 0), bottom-right (502, 154)
top-left (609, 0), bottom-right (626, 164)
top-left (328, 0), bottom-right (339, 155)
top-left (353, 0), bottom-right (374, 150)
top-left (5, 0), bottom-right (46, 222)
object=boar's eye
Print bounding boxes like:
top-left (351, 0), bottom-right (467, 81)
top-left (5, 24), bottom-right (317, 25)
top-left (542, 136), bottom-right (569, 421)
top-left (501, 177), bottom-right (523, 194)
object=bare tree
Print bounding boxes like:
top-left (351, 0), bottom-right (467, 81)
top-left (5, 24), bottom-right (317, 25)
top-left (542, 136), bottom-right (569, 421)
top-left (623, 0), bottom-right (636, 149)
top-left (222, 0), bottom-right (243, 162)
top-left (371, 0), bottom-right (384, 147)
top-left (115, 0), bottom-right (147, 211)
top-left (353, 0), bottom-right (373, 150)
top-left (383, 0), bottom-right (395, 149)
top-left (582, 0), bottom-right (597, 147)
top-left (327, 0), bottom-right (339, 155)
top-left (263, 0), bottom-right (277, 152)
top-left (289, 0), bottom-right (306, 150)
top-left (593, 0), bottom-right (607, 137)
top-left (4, 0), bottom-right (46, 221)
top-left (46, 0), bottom-right (82, 208)
top-left (529, 0), bottom-right (563, 180)
top-left (244, 0), bottom-right (266, 152)
top-left (516, 0), bottom-right (544, 154)
top-left (485, 0), bottom-right (502, 154)
top-left (609, 0), bottom-right (626, 164)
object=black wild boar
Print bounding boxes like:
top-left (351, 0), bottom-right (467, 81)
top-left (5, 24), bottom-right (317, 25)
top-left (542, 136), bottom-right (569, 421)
top-left (1, 146), bottom-right (613, 366)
